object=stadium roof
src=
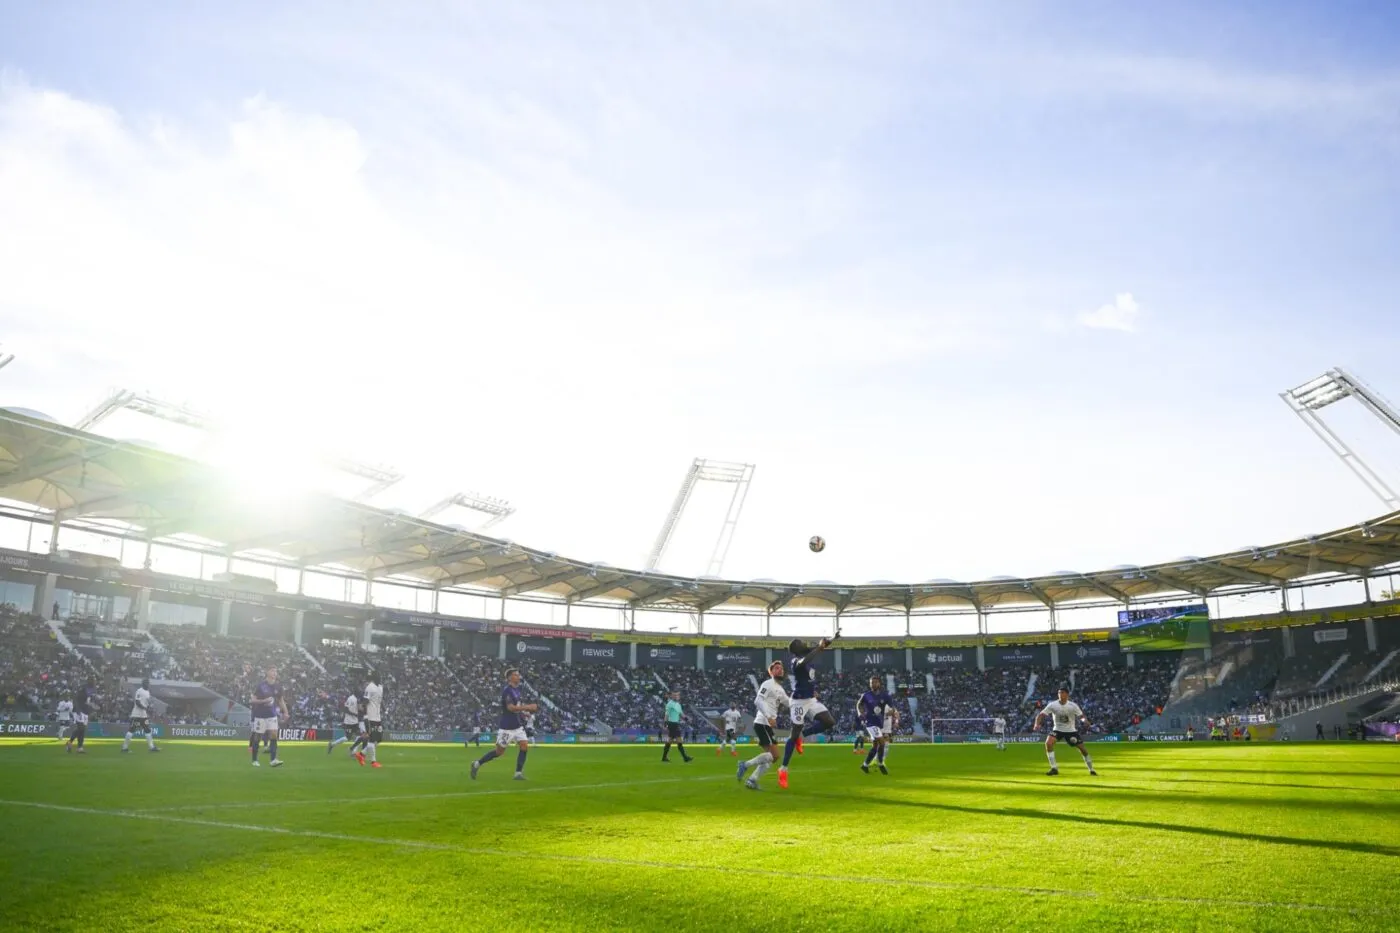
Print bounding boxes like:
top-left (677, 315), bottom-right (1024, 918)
top-left (2, 408), bottom-right (1400, 614)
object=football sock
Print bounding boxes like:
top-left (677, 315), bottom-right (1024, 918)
top-left (662, 742), bottom-right (672, 760)
top-left (250, 736), bottom-right (260, 762)
top-left (802, 723), bottom-right (826, 737)
top-left (752, 752), bottom-right (774, 780)
top-left (364, 742), bottom-right (375, 763)
top-left (676, 743), bottom-right (688, 759)
top-left (515, 748), bottom-right (527, 772)
top-left (122, 732), bottom-right (132, 751)
top-left (782, 737), bottom-right (797, 767)
top-left (1082, 753), bottom-right (1094, 770)
top-left (1046, 750), bottom-right (1057, 768)
top-left (475, 748), bottom-right (501, 766)
top-left (746, 751), bottom-right (769, 768)
top-left (864, 747), bottom-right (879, 765)
top-left (269, 737), bottom-right (279, 760)
top-left (330, 735), bottom-right (348, 747)
top-left (147, 731), bottom-right (156, 750)
top-left (877, 743), bottom-right (887, 763)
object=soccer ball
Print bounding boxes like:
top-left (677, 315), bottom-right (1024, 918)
top-left (809, 536), bottom-right (825, 553)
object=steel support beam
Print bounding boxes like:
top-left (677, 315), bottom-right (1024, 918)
top-left (439, 558), bottom-right (536, 588)
top-left (567, 576), bottom-right (626, 604)
top-left (0, 449), bottom-right (98, 488)
top-left (1193, 560), bottom-right (1286, 588)
top-left (1079, 575), bottom-right (1132, 603)
top-left (502, 568), bottom-right (584, 597)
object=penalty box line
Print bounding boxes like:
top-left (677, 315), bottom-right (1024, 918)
top-left (0, 798), bottom-right (1382, 918)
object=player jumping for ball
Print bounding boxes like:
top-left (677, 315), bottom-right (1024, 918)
top-left (1033, 688), bottom-right (1097, 776)
top-left (736, 660), bottom-right (789, 790)
top-left (778, 637), bottom-right (837, 788)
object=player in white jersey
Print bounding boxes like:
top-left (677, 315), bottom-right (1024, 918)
top-left (55, 698), bottom-right (73, 739)
top-left (1033, 688), bottom-right (1097, 775)
top-left (358, 674), bottom-right (385, 768)
top-left (717, 703), bottom-right (742, 756)
top-left (122, 678), bottom-right (160, 753)
top-left (881, 703), bottom-right (898, 764)
top-left (327, 690), bottom-right (364, 755)
top-left (736, 660), bottom-right (789, 790)
top-left (993, 716), bottom-right (1007, 751)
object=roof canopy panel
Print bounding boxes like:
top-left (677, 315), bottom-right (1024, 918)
top-left (2, 410), bottom-right (1399, 614)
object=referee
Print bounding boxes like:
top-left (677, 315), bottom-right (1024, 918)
top-left (661, 691), bottom-right (693, 763)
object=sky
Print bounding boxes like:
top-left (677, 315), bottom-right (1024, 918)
top-left (2, 1), bottom-right (1400, 587)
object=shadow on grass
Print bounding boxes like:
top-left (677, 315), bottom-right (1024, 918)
top-left (1111, 766), bottom-right (1398, 779)
top-left (940, 776), bottom-right (1400, 811)
top-left (808, 792), bottom-right (1400, 858)
top-left (1106, 776), bottom-right (1400, 793)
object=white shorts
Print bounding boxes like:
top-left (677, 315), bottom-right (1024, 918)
top-left (883, 718), bottom-right (895, 733)
top-left (496, 727), bottom-right (529, 747)
top-left (790, 698), bottom-right (828, 726)
top-left (864, 725), bottom-right (884, 740)
top-left (73, 713), bottom-right (88, 725)
top-left (252, 717), bottom-right (279, 734)
top-left (58, 717), bottom-right (72, 724)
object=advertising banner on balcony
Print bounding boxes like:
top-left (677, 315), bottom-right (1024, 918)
top-left (572, 641), bottom-right (627, 665)
top-left (637, 644), bottom-right (698, 667)
top-left (986, 644), bottom-right (1052, 666)
top-left (506, 636), bottom-right (565, 662)
top-left (911, 647), bottom-right (977, 670)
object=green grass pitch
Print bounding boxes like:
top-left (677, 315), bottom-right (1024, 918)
top-left (1, 738), bottom-right (1396, 932)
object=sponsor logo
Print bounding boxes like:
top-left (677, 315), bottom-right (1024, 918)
top-left (0, 554), bottom-right (31, 569)
top-left (861, 653), bottom-right (888, 665)
top-left (276, 728), bottom-right (317, 741)
top-left (3, 723), bottom-right (49, 734)
top-left (1313, 628), bottom-right (1347, 643)
top-left (924, 652), bottom-right (965, 664)
top-left (579, 647), bottom-right (616, 658)
top-left (386, 732), bottom-right (436, 742)
top-left (514, 640), bottom-right (555, 655)
top-left (648, 647), bottom-right (685, 660)
top-left (169, 726), bottom-right (241, 738)
top-left (714, 652), bottom-right (756, 663)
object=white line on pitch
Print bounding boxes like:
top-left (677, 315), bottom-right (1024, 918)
top-left (0, 798), bottom-right (1382, 917)
top-left (140, 774), bottom-right (731, 811)
top-left (137, 766), bottom-right (841, 812)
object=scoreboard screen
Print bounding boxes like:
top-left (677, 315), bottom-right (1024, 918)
top-left (1116, 603), bottom-right (1210, 651)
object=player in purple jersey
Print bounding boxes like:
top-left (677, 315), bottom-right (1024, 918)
top-left (779, 637), bottom-right (837, 783)
top-left (249, 667), bottom-right (290, 768)
top-left (470, 669), bottom-right (538, 782)
top-left (857, 676), bottom-right (894, 775)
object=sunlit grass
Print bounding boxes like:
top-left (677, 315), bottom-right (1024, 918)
top-left (1, 739), bottom-right (1396, 931)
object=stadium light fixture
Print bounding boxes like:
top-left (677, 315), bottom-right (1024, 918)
top-left (645, 457), bottom-right (755, 577)
top-left (71, 388), bottom-right (411, 503)
top-left (1281, 368), bottom-right (1400, 510)
top-left (417, 492), bottom-right (515, 531)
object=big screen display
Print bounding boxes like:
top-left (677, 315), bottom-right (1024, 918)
top-left (1116, 603), bottom-right (1210, 651)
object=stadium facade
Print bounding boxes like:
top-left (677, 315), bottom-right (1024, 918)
top-left (1, 408), bottom-right (1398, 665)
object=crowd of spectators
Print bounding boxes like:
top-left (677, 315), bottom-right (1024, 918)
top-left (16, 609), bottom-right (1382, 739)
top-left (0, 607), bottom-right (89, 718)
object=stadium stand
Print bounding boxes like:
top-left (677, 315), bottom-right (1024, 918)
top-left (1, 605), bottom-right (1389, 742)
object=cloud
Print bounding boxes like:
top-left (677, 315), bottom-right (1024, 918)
top-left (1076, 293), bottom-right (1142, 332)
